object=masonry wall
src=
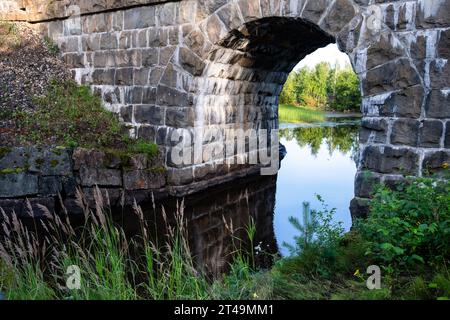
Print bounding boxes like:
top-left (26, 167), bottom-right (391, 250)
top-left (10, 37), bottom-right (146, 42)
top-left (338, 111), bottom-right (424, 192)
top-left (1, 0), bottom-right (449, 218)
top-left (0, 146), bottom-right (167, 217)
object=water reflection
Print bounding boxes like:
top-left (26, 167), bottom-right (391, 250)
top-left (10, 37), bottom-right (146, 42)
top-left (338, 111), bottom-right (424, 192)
top-left (279, 125), bottom-right (360, 159)
top-left (275, 122), bottom-right (360, 256)
top-left (121, 175), bottom-right (279, 277)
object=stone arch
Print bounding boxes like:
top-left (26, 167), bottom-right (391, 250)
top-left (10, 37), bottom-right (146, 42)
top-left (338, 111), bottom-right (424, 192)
top-left (2, 0), bottom-right (449, 214)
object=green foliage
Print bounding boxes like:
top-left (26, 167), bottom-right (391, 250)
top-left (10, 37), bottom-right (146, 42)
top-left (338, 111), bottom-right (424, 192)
top-left (9, 80), bottom-right (158, 157)
top-left (355, 177), bottom-right (450, 272)
top-left (128, 139), bottom-right (159, 158)
top-left (279, 125), bottom-right (359, 157)
top-left (280, 63), bottom-right (361, 112)
top-left (43, 36), bottom-right (59, 55)
top-left (278, 104), bottom-right (326, 123)
top-left (0, 20), bottom-right (20, 50)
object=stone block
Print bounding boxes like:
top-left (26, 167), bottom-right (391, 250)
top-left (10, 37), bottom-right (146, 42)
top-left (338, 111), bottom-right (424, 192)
top-left (38, 176), bottom-right (62, 196)
top-left (426, 90), bottom-right (450, 118)
top-left (419, 120), bottom-right (444, 148)
top-left (422, 151), bottom-right (450, 176)
top-left (123, 170), bottom-right (166, 190)
top-left (134, 105), bottom-right (165, 125)
top-left (166, 107), bottom-right (195, 128)
top-left (364, 59), bottom-right (421, 96)
top-left (167, 167), bottom-right (194, 185)
top-left (391, 119), bottom-right (420, 146)
top-left (124, 7), bottom-right (156, 30)
top-left (362, 146), bottom-right (419, 175)
top-left (79, 167), bottom-right (122, 187)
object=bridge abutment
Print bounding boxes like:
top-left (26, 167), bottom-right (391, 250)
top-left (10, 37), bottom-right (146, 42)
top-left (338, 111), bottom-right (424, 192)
top-left (1, 0), bottom-right (449, 218)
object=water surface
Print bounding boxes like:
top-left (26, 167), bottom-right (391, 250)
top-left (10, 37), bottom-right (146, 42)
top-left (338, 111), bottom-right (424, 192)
top-left (275, 120), bottom-right (360, 255)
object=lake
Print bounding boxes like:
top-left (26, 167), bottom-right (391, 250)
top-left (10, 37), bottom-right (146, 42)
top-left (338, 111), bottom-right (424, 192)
top-left (132, 115), bottom-right (362, 273)
top-left (276, 120), bottom-right (360, 256)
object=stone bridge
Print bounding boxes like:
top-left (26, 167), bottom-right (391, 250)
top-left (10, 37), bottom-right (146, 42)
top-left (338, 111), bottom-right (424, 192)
top-left (1, 0), bottom-right (449, 217)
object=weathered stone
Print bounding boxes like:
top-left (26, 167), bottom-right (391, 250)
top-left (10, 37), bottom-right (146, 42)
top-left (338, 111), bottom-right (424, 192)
top-left (446, 122), bottom-right (450, 148)
top-left (416, 0), bottom-right (450, 28)
top-left (350, 197), bottom-right (370, 219)
top-left (217, 3), bottom-right (244, 30)
top-left (158, 2), bottom-right (177, 26)
top-left (0, 147), bottom-right (28, 170)
top-left (73, 148), bottom-right (106, 170)
top-left (128, 154), bottom-right (149, 170)
top-left (426, 90), bottom-right (450, 118)
top-left (422, 151), bottom-right (450, 176)
top-left (166, 107), bottom-right (195, 128)
top-left (124, 7), bottom-right (156, 30)
top-left (134, 68), bottom-right (150, 85)
top-left (167, 167), bottom-right (194, 185)
top-left (380, 86), bottom-right (424, 118)
top-left (120, 105), bottom-right (133, 122)
top-left (157, 85), bottom-right (188, 107)
top-left (355, 171), bottom-right (382, 198)
top-left (205, 13), bottom-right (227, 43)
top-left (419, 120), bottom-right (444, 148)
top-left (138, 126), bottom-right (157, 141)
top-left (63, 198), bottom-right (84, 216)
top-left (364, 59), bottom-right (421, 96)
top-left (359, 118), bottom-right (388, 144)
top-left (79, 167), bottom-right (122, 187)
top-left (179, 47), bottom-right (205, 76)
top-left (366, 33), bottom-right (405, 70)
top-left (302, 0), bottom-right (329, 24)
top-left (92, 69), bottom-right (116, 85)
top-left (320, 0), bottom-right (355, 35)
top-left (237, 0), bottom-right (261, 22)
top-left (134, 105), bottom-right (165, 125)
top-left (123, 170), bottom-right (166, 190)
top-left (142, 48), bottom-right (159, 67)
top-left (62, 176), bottom-right (78, 197)
top-left (0, 199), bottom-right (24, 216)
top-left (38, 176), bottom-right (62, 196)
top-left (115, 68), bottom-right (134, 85)
top-left (362, 146), bottom-right (419, 175)
top-left (391, 119), bottom-right (420, 147)
top-left (31, 149), bottom-right (72, 176)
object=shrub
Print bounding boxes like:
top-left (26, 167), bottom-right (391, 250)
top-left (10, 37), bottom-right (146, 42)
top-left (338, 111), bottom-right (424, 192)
top-left (355, 177), bottom-right (450, 272)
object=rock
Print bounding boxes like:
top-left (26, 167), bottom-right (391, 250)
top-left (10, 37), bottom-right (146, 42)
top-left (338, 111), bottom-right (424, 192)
top-left (134, 105), bottom-right (165, 125)
top-left (419, 120), bottom-right (444, 148)
top-left (391, 119), bottom-right (420, 147)
top-left (422, 151), bottom-right (450, 177)
top-left (0, 173), bottom-right (38, 197)
top-left (79, 167), bottom-right (122, 187)
top-left (426, 90), bottom-right (450, 118)
top-left (350, 197), bottom-right (370, 220)
top-left (0, 199), bottom-right (24, 216)
top-left (359, 118), bottom-right (388, 144)
top-left (362, 146), bottom-right (419, 175)
top-left (354, 171), bottom-right (382, 198)
top-left (38, 176), bottom-right (62, 196)
top-left (123, 170), bottom-right (166, 190)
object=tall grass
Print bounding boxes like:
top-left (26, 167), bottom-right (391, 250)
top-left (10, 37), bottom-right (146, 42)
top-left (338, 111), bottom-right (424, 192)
top-left (278, 104), bottom-right (326, 124)
top-left (0, 188), bottom-right (268, 300)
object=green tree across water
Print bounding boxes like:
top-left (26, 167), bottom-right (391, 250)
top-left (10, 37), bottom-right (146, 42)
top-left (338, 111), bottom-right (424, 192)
top-left (279, 126), bottom-right (359, 157)
top-left (280, 62), bottom-right (361, 112)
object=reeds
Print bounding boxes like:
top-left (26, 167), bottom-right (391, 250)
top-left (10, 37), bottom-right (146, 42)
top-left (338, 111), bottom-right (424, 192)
top-left (0, 187), bottom-right (268, 300)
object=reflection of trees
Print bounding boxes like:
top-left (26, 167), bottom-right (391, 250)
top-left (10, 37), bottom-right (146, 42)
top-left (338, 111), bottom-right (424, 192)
top-left (279, 125), bottom-right (359, 158)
